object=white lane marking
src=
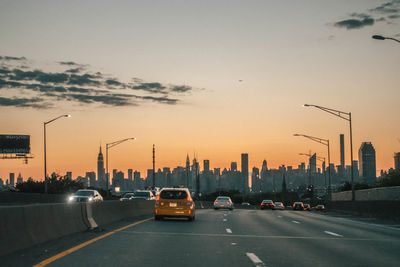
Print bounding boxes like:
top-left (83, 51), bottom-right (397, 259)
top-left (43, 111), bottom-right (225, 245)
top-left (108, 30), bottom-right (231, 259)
top-left (324, 231), bottom-right (343, 237)
top-left (246, 252), bottom-right (266, 267)
top-left (200, 203), bottom-right (204, 208)
top-left (223, 219), bottom-right (227, 222)
top-left (277, 215), bottom-right (282, 218)
top-left (224, 214), bottom-right (227, 216)
top-left (226, 228), bottom-right (232, 233)
top-left (121, 231), bottom-right (376, 240)
top-left (231, 242), bottom-right (237, 246)
top-left (292, 220), bottom-right (300, 224)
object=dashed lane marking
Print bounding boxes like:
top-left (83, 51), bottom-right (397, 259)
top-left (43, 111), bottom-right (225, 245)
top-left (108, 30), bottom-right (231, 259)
top-left (246, 252), bottom-right (266, 267)
top-left (226, 228), bottom-right (232, 233)
top-left (324, 231), bottom-right (343, 237)
top-left (292, 220), bottom-right (300, 224)
top-left (223, 219), bottom-right (227, 222)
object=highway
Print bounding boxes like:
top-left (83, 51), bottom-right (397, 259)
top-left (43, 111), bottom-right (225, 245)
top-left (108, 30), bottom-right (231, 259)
top-left (5, 208), bottom-right (400, 267)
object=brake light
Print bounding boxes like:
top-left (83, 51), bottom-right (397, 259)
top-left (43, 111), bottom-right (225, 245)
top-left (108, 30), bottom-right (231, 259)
top-left (215, 201), bottom-right (219, 204)
top-left (261, 203), bottom-right (265, 205)
top-left (155, 209), bottom-right (158, 214)
top-left (156, 195), bottom-right (160, 200)
top-left (186, 195), bottom-right (190, 201)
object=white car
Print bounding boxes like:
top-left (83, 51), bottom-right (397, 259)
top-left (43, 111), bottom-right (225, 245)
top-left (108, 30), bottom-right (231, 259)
top-left (68, 189), bottom-right (103, 203)
top-left (214, 196), bottom-right (234, 210)
top-left (131, 190), bottom-right (155, 200)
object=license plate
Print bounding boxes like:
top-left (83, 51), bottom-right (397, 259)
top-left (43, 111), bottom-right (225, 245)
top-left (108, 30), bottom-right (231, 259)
top-left (170, 203), bottom-right (177, 207)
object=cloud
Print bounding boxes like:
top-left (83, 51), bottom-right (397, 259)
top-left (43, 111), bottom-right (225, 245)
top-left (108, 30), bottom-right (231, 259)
top-left (334, 16), bottom-right (374, 30)
top-left (170, 85), bottom-right (192, 93)
top-left (333, 1), bottom-right (400, 30)
top-left (0, 56), bottom-right (197, 109)
top-left (58, 61), bottom-right (81, 66)
top-left (131, 82), bottom-right (167, 94)
top-left (370, 0), bottom-right (400, 14)
top-left (65, 68), bottom-right (82, 73)
top-left (0, 55), bottom-right (26, 61)
top-left (0, 96), bottom-right (49, 109)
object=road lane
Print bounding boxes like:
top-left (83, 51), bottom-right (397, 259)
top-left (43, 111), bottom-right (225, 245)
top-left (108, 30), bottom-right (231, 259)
top-left (22, 208), bottom-right (400, 267)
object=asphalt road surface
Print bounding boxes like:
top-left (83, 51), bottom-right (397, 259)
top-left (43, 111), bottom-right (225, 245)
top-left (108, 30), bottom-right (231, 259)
top-left (7, 209), bottom-right (400, 267)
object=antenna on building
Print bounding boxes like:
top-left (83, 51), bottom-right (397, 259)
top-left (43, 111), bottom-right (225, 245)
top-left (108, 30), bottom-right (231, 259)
top-left (152, 144), bottom-right (155, 188)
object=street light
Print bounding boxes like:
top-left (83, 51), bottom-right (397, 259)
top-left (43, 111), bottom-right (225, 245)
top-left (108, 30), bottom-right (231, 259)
top-left (294, 134), bottom-right (331, 200)
top-left (44, 114), bottom-right (71, 194)
top-left (106, 137), bottom-right (136, 193)
top-left (303, 104), bottom-right (355, 201)
top-left (372, 35), bottom-right (400, 43)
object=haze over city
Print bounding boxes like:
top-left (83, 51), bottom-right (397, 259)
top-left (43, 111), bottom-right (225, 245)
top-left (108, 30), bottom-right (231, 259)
top-left (1, 0), bottom-right (399, 181)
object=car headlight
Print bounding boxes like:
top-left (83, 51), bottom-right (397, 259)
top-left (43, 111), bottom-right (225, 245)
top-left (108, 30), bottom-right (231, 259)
top-left (88, 197), bottom-right (93, 202)
top-left (68, 196), bottom-right (74, 202)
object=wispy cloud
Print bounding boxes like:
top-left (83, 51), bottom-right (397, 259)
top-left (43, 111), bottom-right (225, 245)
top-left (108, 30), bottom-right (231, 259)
top-left (0, 56), bottom-right (197, 109)
top-left (333, 1), bottom-right (400, 30)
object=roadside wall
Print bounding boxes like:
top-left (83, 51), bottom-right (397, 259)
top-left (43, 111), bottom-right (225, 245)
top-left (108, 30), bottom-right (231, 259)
top-left (332, 186), bottom-right (400, 201)
top-left (0, 192), bottom-right (67, 205)
top-left (326, 201), bottom-right (400, 221)
top-left (0, 200), bottom-right (154, 257)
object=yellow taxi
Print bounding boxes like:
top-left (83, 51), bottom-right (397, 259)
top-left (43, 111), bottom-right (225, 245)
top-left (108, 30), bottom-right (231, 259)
top-left (154, 188), bottom-right (195, 221)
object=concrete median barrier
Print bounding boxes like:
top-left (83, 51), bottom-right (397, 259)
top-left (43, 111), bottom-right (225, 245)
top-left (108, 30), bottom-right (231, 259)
top-left (0, 203), bottom-right (86, 257)
top-left (0, 200), bottom-right (155, 257)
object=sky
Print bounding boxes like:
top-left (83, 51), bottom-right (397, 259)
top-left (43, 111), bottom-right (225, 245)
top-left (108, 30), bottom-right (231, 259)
top-left (0, 0), bottom-right (399, 182)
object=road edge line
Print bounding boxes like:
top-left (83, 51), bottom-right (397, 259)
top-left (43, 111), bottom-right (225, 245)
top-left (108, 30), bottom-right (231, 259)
top-left (33, 217), bottom-right (152, 267)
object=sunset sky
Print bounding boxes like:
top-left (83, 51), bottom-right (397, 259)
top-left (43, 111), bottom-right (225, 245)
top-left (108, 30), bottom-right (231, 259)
top-left (1, 0), bottom-right (399, 182)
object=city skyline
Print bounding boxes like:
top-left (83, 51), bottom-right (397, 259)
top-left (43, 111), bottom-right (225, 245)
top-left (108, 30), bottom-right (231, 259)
top-left (1, 0), bottom-right (399, 181)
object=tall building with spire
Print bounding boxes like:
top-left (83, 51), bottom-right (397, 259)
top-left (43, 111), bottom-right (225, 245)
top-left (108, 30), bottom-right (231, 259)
top-left (97, 146), bottom-right (106, 189)
top-left (186, 154), bottom-right (191, 188)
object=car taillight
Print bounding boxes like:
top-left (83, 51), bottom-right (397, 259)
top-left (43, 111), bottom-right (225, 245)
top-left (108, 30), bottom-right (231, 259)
top-left (215, 201), bottom-right (219, 204)
top-left (261, 203), bottom-right (265, 205)
top-left (186, 195), bottom-right (190, 201)
top-left (156, 195), bottom-right (160, 200)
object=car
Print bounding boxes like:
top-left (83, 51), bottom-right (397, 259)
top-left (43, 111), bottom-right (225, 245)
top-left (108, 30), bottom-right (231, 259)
top-left (131, 190), bottom-right (155, 200)
top-left (260, 200), bottom-right (275, 210)
top-left (303, 203), bottom-right (311, 211)
top-left (293, 202), bottom-right (304, 210)
top-left (214, 196), bottom-right (234, 210)
top-left (315, 204), bottom-right (326, 211)
top-left (273, 202), bottom-right (285, 210)
top-left (68, 189), bottom-right (103, 203)
top-left (119, 193), bottom-right (135, 201)
top-left (154, 188), bottom-right (195, 221)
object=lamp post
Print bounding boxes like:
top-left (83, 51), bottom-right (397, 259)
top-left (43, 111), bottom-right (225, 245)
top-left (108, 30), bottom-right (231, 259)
top-left (303, 104), bottom-right (355, 201)
top-left (106, 137), bottom-right (136, 193)
top-left (44, 114), bottom-right (71, 194)
top-left (372, 35), bottom-right (400, 43)
top-left (294, 134), bottom-right (331, 200)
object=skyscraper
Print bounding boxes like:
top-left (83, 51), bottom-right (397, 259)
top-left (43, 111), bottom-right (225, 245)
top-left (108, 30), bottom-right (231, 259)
top-left (241, 153), bottom-right (249, 193)
top-left (9, 173), bottom-right (15, 187)
top-left (230, 162), bottom-right (237, 172)
top-left (359, 142), bottom-right (376, 185)
top-left (204, 160), bottom-right (210, 172)
top-left (394, 152), bottom-right (400, 171)
top-left (340, 134), bottom-right (345, 167)
top-left (251, 167), bottom-right (260, 192)
top-left (97, 146), bottom-right (106, 189)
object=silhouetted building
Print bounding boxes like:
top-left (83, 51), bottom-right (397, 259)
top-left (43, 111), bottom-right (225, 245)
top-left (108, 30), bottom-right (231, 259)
top-left (310, 153), bottom-right (317, 174)
top-left (340, 134), bottom-right (345, 167)
top-left (17, 173), bottom-right (23, 184)
top-left (204, 160), bottom-right (210, 172)
top-left (86, 172), bottom-right (96, 188)
top-left (230, 162), bottom-right (237, 172)
top-left (251, 167), bottom-right (260, 192)
top-left (359, 142), bottom-right (376, 185)
top-left (9, 173), bottom-right (15, 187)
top-left (241, 153), bottom-right (249, 192)
top-left (66, 172), bottom-right (72, 180)
top-left (97, 146), bottom-right (106, 189)
top-left (395, 152), bottom-right (400, 171)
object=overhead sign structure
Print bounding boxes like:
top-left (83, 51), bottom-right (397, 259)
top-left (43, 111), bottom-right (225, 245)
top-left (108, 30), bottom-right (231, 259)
top-left (0, 135), bottom-right (30, 154)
